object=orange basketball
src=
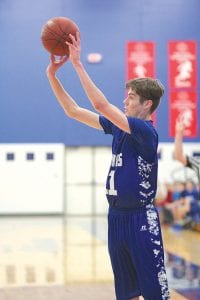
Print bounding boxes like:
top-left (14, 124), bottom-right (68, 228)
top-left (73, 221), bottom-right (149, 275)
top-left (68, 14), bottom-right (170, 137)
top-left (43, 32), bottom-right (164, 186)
top-left (41, 17), bottom-right (80, 56)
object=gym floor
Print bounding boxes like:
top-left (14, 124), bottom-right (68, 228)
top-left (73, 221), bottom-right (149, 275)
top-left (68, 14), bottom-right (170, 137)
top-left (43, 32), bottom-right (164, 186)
top-left (0, 216), bottom-right (199, 300)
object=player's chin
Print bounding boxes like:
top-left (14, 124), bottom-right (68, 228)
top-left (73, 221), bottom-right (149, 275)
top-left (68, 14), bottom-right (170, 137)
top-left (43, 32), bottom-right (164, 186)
top-left (125, 112), bottom-right (132, 117)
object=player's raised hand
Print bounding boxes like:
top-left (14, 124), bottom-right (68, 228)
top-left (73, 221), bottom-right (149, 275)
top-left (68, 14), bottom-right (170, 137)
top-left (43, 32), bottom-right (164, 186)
top-left (66, 31), bottom-right (81, 66)
top-left (175, 115), bottom-right (186, 135)
top-left (46, 54), bottom-right (68, 76)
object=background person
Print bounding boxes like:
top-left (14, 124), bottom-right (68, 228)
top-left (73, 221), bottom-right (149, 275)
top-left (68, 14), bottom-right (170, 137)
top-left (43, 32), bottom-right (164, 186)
top-left (174, 116), bottom-right (200, 192)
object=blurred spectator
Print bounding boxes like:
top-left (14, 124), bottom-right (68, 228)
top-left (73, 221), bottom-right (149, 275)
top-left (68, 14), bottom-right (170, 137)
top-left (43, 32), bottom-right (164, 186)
top-left (185, 262), bottom-right (199, 286)
top-left (155, 182), bottom-right (173, 223)
top-left (169, 116), bottom-right (200, 229)
top-left (185, 180), bottom-right (199, 201)
top-left (174, 116), bottom-right (200, 197)
top-left (158, 181), bottom-right (195, 226)
top-left (172, 181), bottom-right (186, 201)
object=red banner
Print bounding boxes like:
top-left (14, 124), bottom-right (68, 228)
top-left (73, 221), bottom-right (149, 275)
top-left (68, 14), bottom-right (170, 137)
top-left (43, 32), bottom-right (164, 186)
top-left (168, 41), bottom-right (197, 89)
top-left (169, 90), bottom-right (198, 137)
top-left (126, 41), bottom-right (156, 124)
top-left (126, 42), bottom-right (155, 80)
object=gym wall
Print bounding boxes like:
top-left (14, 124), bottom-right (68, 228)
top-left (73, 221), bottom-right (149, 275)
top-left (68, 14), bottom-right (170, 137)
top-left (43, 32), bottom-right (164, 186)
top-left (1, 0), bottom-right (199, 145)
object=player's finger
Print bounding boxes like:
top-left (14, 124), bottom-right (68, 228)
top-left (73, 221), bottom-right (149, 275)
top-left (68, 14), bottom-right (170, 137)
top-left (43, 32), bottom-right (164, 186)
top-left (50, 54), bottom-right (55, 63)
top-left (65, 42), bottom-right (76, 54)
top-left (65, 40), bottom-right (72, 46)
top-left (56, 56), bottom-right (67, 65)
top-left (76, 31), bottom-right (80, 43)
top-left (62, 56), bottom-right (68, 63)
top-left (69, 34), bottom-right (77, 45)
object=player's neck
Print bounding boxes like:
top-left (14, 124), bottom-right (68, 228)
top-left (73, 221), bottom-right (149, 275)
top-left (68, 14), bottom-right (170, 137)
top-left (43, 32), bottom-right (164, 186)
top-left (137, 111), bottom-right (151, 120)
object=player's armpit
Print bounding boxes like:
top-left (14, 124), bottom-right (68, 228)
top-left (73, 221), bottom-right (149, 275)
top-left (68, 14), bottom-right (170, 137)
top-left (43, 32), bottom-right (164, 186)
top-left (95, 102), bottom-right (130, 133)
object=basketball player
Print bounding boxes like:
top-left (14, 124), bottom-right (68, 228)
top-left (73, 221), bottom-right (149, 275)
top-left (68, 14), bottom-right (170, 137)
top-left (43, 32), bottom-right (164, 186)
top-left (46, 32), bottom-right (170, 300)
top-left (174, 116), bottom-right (200, 195)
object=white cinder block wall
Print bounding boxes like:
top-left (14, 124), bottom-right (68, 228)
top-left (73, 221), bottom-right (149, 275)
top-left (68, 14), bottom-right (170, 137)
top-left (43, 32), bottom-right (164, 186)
top-left (0, 144), bottom-right (65, 214)
top-left (0, 143), bottom-right (199, 214)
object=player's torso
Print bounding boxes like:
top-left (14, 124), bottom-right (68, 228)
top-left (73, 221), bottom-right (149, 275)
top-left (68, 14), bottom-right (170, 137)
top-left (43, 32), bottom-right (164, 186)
top-left (106, 130), bottom-right (158, 209)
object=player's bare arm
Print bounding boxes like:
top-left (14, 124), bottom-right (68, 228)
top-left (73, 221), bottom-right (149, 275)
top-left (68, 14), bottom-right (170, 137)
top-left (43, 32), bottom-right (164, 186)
top-left (46, 55), bottom-right (102, 130)
top-left (66, 32), bottom-right (131, 134)
top-left (174, 116), bottom-right (187, 165)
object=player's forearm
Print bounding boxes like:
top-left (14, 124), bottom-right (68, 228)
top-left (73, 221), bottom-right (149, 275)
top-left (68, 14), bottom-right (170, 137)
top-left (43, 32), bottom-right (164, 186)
top-left (47, 72), bottom-right (78, 116)
top-left (73, 61), bottom-right (109, 111)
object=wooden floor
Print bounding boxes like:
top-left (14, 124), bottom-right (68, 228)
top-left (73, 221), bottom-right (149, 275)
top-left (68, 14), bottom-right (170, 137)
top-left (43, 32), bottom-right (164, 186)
top-left (163, 225), bottom-right (200, 265)
top-left (0, 284), bottom-right (191, 300)
top-left (162, 226), bottom-right (200, 300)
top-left (0, 216), bottom-right (199, 299)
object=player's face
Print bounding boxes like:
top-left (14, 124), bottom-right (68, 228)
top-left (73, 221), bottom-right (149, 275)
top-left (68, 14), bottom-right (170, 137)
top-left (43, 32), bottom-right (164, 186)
top-left (124, 88), bottom-right (145, 117)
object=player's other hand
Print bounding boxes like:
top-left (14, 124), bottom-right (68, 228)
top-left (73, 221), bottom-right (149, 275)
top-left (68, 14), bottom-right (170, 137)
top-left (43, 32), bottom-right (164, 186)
top-left (175, 115), bottom-right (186, 134)
top-left (46, 54), bottom-right (68, 76)
top-left (66, 31), bottom-right (81, 67)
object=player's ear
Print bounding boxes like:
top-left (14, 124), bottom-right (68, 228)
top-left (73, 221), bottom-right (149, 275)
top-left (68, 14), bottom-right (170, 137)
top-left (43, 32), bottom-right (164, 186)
top-left (144, 99), bottom-right (153, 110)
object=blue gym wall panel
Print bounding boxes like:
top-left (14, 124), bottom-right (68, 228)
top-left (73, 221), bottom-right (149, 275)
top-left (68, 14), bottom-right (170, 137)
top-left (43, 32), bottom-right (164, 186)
top-left (0, 0), bottom-right (199, 145)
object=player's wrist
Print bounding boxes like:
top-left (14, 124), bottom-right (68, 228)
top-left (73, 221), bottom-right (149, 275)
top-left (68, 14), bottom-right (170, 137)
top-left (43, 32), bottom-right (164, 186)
top-left (72, 60), bottom-right (83, 69)
top-left (46, 69), bottom-right (56, 78)
top-left (175, 130), bottom-right (183, 137)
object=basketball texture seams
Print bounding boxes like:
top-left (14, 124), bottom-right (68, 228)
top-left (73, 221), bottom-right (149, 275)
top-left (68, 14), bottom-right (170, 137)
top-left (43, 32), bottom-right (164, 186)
top-left (41, 17), bottom-right (79, 56)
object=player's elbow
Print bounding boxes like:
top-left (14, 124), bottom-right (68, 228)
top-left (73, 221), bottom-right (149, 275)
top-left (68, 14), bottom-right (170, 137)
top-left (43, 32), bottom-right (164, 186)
top-left (93, 101), bottom-right (109, 114)
top-left (174, 152), bottom-right (187, 165)
top-left (64, 105), bottom-right (79, 119)
top-left (174, 151), bottom-right (181, 162)
top-left (174, 150), bottom-right (179, 161)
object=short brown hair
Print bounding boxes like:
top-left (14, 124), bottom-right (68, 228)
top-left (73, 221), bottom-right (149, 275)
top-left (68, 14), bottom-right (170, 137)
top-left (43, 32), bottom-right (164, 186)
top-left (126, 77), bottom-right (164, 113)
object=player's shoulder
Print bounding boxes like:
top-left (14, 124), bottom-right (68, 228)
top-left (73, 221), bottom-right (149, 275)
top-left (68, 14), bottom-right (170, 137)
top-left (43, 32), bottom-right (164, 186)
top-left (128, 117), bottom-right (154, 128)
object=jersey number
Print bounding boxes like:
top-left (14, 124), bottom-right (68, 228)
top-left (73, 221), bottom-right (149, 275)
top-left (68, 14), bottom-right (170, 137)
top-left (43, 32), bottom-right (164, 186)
top-left (107, 170), bottom-right (117, 196)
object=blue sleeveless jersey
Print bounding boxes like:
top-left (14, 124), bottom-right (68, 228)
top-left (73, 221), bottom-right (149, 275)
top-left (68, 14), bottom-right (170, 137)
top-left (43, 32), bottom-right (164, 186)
top-left (99, 116), bottom-right (158, 209)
